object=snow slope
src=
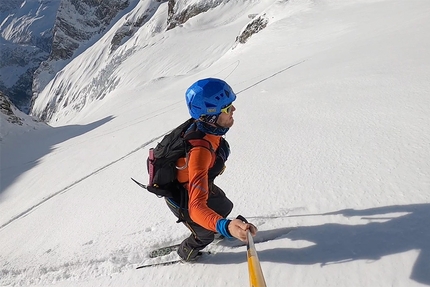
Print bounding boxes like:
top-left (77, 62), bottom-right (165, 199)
top-left (1, 0), bottom-right (429, 286)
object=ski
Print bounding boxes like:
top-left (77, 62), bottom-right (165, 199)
top-left (136, 259), bottom-right (182, 269)
top-left (137, 251), bottom-right (212, 269)
top-left (146, 227), bottom-right (296, 259)
top-left (139, 223), bottom-right (297, 269)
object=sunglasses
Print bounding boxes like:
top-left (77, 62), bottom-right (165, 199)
top-left (221, 103), bottom-right (233, 114)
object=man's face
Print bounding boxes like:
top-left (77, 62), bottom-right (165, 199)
top-left (216, 104), bottom-right (236, 128)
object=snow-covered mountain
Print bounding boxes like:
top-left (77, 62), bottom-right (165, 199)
top-left (1, 0), bottom-right (266, 118)
top-left (0, 0), bottom-right (58, 112)
top-left (0, 0), bottom-right (132, 113)
top-left (30, 0), bottom-right (268, 123)
top-left (1, 0), bottom-right (429, 286)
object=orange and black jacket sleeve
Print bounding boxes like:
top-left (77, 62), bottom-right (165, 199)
top-left (186, 144), bottom-right (223, 232)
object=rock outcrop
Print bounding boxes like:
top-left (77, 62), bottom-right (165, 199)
top-left (0, 91), bottom-right (23, 125)
top-left (236, 14), bottom-right (268, 44)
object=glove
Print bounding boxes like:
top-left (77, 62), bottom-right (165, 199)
top-left (228, 215), bottom-right (258, 242)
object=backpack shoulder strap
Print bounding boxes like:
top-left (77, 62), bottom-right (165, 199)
top-left (183, 122), bottom-right (214, 153)
top-left (188, 138), bottom-right (213, 152)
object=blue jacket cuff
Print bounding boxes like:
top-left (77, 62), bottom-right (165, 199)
top-left (216, 219), bottom-right (233, 238)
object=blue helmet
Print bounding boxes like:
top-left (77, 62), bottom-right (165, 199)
top-left (185, 78), bottom-right (236, 119)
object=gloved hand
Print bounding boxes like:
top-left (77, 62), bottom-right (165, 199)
top-left (227, 217), bottom-right (258, 242)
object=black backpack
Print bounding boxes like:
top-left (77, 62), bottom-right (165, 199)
top-left (131, 118), bottom-right (213, 198)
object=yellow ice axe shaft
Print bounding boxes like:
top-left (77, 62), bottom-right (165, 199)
top-left (247, 230), bottom-right (267, 287)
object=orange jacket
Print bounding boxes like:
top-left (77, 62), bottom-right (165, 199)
top-left (176, 133), bottom-right (222, 232)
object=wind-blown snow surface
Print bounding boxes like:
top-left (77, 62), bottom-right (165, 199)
top-left (1, 0), bottom-right (430, 286)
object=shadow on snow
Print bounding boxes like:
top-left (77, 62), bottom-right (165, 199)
top-left (0, 116), bottom-right (114, 198)
top-left (213, 204), bottom-right (430, 286)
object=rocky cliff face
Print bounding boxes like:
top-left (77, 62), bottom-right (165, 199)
top-left (0, 0), bottom-right (58, 113)
top-left (0, 0), bottom-right (131, 114)
top-left (166, 0), bottom-right (226, 30)
top-left (32, 0), bottom-right (131, 106)
top-left (110, 0), bottom-right (167, 53)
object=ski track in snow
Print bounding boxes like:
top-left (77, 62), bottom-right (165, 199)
top-left (1, 249), bottom-right (142, 286)
top-left (0, 210), bottom-right (297, 285)
top-left (0, 134), bottom-right (165, 232)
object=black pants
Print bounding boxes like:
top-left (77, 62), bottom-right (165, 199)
top-left (165, 183), bottom-right (233, 261)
